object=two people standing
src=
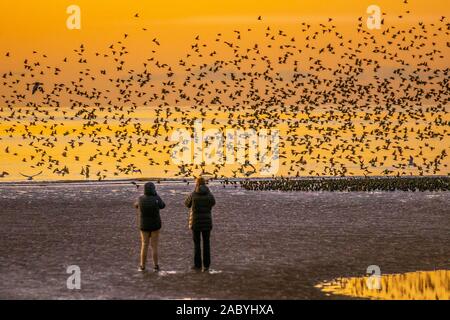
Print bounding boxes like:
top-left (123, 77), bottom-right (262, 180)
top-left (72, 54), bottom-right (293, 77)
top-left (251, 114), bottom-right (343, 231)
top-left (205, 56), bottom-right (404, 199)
top-left (135, 177), bottom-right (216, 272)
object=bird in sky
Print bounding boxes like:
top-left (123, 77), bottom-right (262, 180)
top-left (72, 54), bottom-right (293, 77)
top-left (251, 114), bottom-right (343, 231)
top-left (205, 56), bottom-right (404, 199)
top-left (31, 82), bottom-right (43, 94)
top-left (20, 171), bottom-right (43, 181)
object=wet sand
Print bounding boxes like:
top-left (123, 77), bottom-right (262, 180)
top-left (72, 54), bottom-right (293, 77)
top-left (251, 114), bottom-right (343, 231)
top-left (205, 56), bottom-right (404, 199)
top-left (0, 181), bottom-right (448, 299)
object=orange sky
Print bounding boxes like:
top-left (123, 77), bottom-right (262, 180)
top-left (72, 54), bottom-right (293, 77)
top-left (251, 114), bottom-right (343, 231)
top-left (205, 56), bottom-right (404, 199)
top-left (1, 0), bottom-right (448, 66)
top-left (0, 1), bottom-right (448, 181)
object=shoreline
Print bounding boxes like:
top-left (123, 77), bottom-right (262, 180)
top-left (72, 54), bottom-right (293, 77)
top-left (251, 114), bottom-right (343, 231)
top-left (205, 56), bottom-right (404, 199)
top-left (0, 175), bottom-right (449, 188)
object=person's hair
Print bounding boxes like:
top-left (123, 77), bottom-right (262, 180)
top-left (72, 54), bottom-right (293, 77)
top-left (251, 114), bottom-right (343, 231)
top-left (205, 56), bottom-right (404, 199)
top-left (195, 177), bottom-right (206, 192)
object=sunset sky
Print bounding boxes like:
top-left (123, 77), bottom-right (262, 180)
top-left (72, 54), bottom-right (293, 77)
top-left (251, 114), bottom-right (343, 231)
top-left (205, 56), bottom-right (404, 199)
top-left (1, 0), bottom-right (448, 66)
top-left (0, 0), bottom-right (449, 181)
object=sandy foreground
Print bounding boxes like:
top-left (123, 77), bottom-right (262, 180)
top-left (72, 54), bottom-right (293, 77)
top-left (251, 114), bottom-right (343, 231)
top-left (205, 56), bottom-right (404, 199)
top-left (0, 181), bottom-right (448, 299)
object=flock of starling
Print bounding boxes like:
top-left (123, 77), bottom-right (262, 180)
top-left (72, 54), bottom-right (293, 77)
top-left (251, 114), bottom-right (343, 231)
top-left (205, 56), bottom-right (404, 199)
top-left (241, 176), bottom-right (450, 192)
top-left (0, 4), bottom-right (449, 181)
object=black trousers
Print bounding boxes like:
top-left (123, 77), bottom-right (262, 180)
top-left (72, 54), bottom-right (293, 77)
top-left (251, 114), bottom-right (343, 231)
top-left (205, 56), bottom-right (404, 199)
top-left (193, 230), bottom-right (211, 269)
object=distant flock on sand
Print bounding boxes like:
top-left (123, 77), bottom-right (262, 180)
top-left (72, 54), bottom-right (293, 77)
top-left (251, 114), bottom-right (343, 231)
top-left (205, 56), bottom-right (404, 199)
top-left (240, 176), bottom-right (450, 192)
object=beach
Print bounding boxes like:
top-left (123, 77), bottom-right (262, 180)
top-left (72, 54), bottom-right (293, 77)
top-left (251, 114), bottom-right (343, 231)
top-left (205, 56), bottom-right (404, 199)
top-left (0, 181), bottom-right (448, 299)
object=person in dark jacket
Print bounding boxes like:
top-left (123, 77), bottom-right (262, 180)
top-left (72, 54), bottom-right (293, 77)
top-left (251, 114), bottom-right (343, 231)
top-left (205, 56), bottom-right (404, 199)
top-left (185, 177), bottom-right (216, 271)
top-left (134, 182), bottom-right (165, 271)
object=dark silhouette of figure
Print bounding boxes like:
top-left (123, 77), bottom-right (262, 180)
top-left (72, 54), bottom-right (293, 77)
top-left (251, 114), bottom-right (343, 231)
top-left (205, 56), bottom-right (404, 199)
top-left (134, 182), bottom-right (165, 272)
top-left (185, 177), bottom-right (216, 271)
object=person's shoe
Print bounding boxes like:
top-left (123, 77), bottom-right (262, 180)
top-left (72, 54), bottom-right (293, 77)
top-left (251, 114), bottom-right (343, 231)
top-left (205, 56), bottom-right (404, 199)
top-left (138, 265), bottom-right (145, 272)
top-left (153, 265), bottom-right (160, 272)
top-left (203, 267), bottom-right (209, 272)
top-left (191, 266), bottom-right (202, 271)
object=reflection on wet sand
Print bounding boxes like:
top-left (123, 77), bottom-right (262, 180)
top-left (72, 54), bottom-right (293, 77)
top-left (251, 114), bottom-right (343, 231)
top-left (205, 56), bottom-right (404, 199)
top-left (315, 270), bottom-right (449, 300)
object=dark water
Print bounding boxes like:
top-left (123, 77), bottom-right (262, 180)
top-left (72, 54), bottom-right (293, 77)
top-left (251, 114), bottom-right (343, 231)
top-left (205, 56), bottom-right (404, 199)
top-left (0, 182), bottom-right (448, 299)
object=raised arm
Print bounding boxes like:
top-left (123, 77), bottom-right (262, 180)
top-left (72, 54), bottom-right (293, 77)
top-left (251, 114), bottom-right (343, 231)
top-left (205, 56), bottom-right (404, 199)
top-left (156, 195), bottom-right (166, 209)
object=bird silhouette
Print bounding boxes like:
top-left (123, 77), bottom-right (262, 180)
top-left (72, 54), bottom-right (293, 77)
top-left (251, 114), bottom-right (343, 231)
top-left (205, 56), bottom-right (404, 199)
top-left (31, 82), bottom-right (43, 94)
top-left (131, 181), bottom-right (139, 189)
top-left (20, 171), bottom-right (43, 181)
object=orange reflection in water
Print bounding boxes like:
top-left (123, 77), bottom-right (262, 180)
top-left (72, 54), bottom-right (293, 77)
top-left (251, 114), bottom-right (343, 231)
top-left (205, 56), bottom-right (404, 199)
top-left (315, 270), bottom-right (450, 300)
